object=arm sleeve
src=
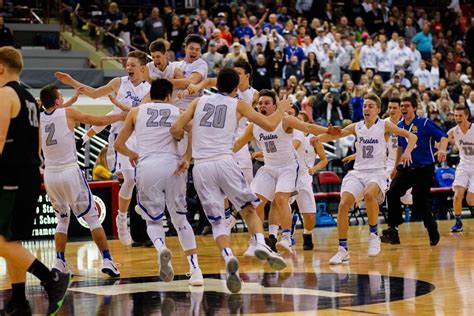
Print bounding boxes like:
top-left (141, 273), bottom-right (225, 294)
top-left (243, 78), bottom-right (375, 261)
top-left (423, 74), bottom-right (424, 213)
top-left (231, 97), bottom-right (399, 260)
top-left (424, 119), bottom-right (448, 141)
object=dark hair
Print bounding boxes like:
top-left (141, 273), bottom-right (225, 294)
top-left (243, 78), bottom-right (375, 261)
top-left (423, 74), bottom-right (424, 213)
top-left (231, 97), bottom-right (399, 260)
top-left (454, 105), bottom-right (470, 116)
top-left (128, 50), bottom-right (148, 65)
top-left (217, 68), bottom-right (239, 93)
top-left (258, 89), bottom-right (277, 105)
top-left (185, 34), bottom-right (205, 47)
top-left (149, 39), bottom-right (167, 54)
top-left (401, 96), bottom-right (417, 108)
top-left (388, 97), bottom-right (401, 105)
top-left (233, 58), bottom-right (253, 78)
top-left (40, 84), bottom-right (59, 109)
top-left (150, 78), bottom-right (173, 101)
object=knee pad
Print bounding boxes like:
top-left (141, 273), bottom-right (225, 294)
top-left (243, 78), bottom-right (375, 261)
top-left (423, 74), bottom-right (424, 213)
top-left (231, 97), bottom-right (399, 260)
top-left (56, 214), bottom-right (70, 234)
top-left (211, 219), bottom-right (230, 240)
top-left (169, 212), bottom-right (196, 251)
top-left (82, 211), bottom-right (102, 231)
top-left (119, 170), bottom-right (135, 199)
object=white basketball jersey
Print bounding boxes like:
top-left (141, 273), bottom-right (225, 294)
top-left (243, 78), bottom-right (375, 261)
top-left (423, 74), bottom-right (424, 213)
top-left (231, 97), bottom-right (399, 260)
top-left (454, 123), bottom-right (474, 167)
top-left (111, 76), bottom-right (151, 134)
top-left (173, 59), bottom-right (208, 110)
top-left (192, 94), bottom-right (238, 160)
top-left (236, 87), bottom-right (257, 135)
top-left (293, 129), bottom-right (314, 173)
top-left (40, 108), bottom-right (77, 168)
top-left (354, 119), bottom-right (387, 170)
top-left (135, 102), bottom-right (181, 159)
top-left (146, 61), bottom-right (177, 80)
top-left (253, 120), bottom-right (298, 167)
top-left (385, 117), bottom-right (399, 171)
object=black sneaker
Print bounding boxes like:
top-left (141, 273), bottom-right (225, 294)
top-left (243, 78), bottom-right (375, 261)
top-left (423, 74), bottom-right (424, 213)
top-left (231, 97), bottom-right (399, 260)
top-left (303, 233), bottom-right (314, 250)
top-left (131, 242), bottom-right (144, 247)
top-left (265, 235), bottom-right (278, 253)
top-left (428, 222), bottom-right (440, 246)
top-left (3, 299), bottom-right (31, 316)
top-left (43, 271), bottom-right (71, 316)
top-left (380, 227), bottom-right (400, 244)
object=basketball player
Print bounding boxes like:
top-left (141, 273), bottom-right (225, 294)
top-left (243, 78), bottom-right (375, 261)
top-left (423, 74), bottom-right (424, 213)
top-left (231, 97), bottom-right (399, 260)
top-left (145, 39), bottom-right (184, 82)
top-left (0, 46), bottom-right (70, 315)
top-left (292, 109), bottom-right (328, 250)
top-left (170, 68), bottom-right (288, 294)
top-left (314, 94), bottom-right (417, 265)
top-left (447, 105), bottom-right (474, 232)
top-left (55, 51), bottom-right (151, 246)
top-left (169, 34), bottom-right (208, 110)
top-left (114, 79), bottom-right (204, 286)
top-left (234, 90), bottom-right (338, 255)
top-left (39, 84), bottom-right (124, 277)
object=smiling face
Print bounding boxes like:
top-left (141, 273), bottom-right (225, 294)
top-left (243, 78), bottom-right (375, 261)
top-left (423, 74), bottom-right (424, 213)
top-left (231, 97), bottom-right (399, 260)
top-left (257, 96), bottom-right (276, 116)
top-left (400, 100), bottom-right (416, 119)
top-left (126, 57), bottom-right (144, 80)
top-left (151, 51), bottom-right (167, 70)
top-left (388, 101), bottom-right (401, 120)
top-left (185, 42), bottom-right (202, 62)
top-left (363, 98), bottom-right (381, 121)
top-left (454, 109), bottom-right (469, 125)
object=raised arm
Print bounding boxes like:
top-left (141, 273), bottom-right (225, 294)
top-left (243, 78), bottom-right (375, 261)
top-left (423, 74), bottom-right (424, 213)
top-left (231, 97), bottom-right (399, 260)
top-left (55, 72), bottom-right (120, 99)
top-left (237, 97), bottom-right (291, 132)
top-left (283, 115), bottom-right (335, 135)
top-left (317, 123), bottom-right (356, 143)
top-left (233, 123), bottom-right (254, 153)
top-left (61, 87), bottom-right (83, 108)
top-left (170, 72), bottom-right (203, 89)
top-left (170, 98), bottom-right (198, 140)
top-left (66, 107), bottom-right (126, 128)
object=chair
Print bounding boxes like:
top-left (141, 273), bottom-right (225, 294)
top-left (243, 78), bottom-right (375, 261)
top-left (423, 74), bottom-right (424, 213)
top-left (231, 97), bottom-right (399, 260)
top-left (314, 171), bottom-right (341, 227)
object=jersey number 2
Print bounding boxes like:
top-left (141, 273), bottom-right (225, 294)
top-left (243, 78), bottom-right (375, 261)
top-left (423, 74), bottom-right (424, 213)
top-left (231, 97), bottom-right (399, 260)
top-left (45, 123), bottom-right (57, 146)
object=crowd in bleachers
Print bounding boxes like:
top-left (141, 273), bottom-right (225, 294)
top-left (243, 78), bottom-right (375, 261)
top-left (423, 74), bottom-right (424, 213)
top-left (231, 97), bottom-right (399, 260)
top-left (66, 1), bottom-right (474, 134)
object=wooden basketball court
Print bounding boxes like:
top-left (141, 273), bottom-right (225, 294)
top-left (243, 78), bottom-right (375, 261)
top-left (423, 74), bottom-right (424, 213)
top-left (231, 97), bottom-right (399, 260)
top-left (0, 219), bottom-right (472, 315)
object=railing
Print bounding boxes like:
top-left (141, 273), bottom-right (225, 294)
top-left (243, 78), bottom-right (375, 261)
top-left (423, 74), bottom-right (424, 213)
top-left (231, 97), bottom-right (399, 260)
top-left (100, 56), bottom-right (128, 68)
top-left (4, 6), bottom-right (44, 24)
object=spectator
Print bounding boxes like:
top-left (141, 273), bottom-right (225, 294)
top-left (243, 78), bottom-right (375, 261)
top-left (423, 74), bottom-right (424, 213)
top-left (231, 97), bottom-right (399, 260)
top-left (267, 49), bottom-right (285, 80)
top-left (387, 70), bottom-right (412, 88)
top-left (385, 17), bottom-right (401, 39)
top-left (199, 10), bottom-right (215, 40)
top-left (412, 23), bottom-right (433, 61)
top-left (359, 36), bottom-right (377, 72)
top-left (408, 42), bottom-right (422, 75)
top-left (302, 52), bottom-right (320, 83)
top-left (466, 91), bottom-right (474, 117)
top-left (252, 54), bottom-right (272, 90)
top-left (366, 1), bottom-right (384, 34)
top-left (320, 50), bottom-right (341, 83)
top-left (263, 14), bottom-right (283, 34)
top-left (218, 21), bottom-right (232, 46)
top-left (0, 15), bottom-right (13, 47)
top-left (466, 18), bottom-right (474, 64)
top-left (249, 25), bottom-right (267, 53)
top-left (414, 60), bottom-right (433, 89)
top-left (390, 37), bottom-right (412, 72)
top-left (168, 14), bottom-right (186, 54)
top-left (430, 56), bottom-right (444, 89)
top-left (404, 17), bottom-right (418, 43)
top-left (223, 42), bottom-right (248, 67)
top-left (315, 91), bottom-right (343, 126)
top-left (202, 40), bottom-right (223, 76)
top-left (284, 36), bottom-right (305, 64)
top-left (141, 7), bottom-right (166, 46)
top-left (283, 55), bottom-right (303, 84)
top-left (376, 41), bottom-right (394, 82)
top-left (116, 15), bottom-right (135, 57)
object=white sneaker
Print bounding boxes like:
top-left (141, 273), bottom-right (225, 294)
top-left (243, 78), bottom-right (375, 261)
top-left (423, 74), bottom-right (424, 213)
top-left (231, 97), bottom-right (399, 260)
top-left (226, 215), bottom-right (237, 235)
top-left (243, 238), bottom-right (257, 257)
top-left (226, 256), bottom-right (242, 293)
top-left (116, 214), bottom-right (132, 246)
top-left (188, 267), bottom-right (204, 286)
top-left (276, 235), bottom-right (294, 254)
top-left (52, 259), bottom-right (70, 274)
top-left (368, 233), bottom-right (381, 257)
top-left (101, 258), bottom-right (121, 277)
top-left (159, 248), bottom-right (174, 282)
top-left (254, 242), bottom-right (287, 271)
top-left (329, 246), bottom-right (350, 265)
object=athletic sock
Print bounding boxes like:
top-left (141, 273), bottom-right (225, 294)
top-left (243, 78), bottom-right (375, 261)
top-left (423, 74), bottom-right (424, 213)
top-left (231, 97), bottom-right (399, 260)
top-left (224, 207), bottom-right (232, 219)
top-left (253, 233), bottom-right (265, 244)
top-left (101, 249), bottom-right (112, 260)
top-left (281, 229), bottom-right (291, 240)
top-left (11, 283), bottom-right (26, 303)
top-left (27, 259), bottom-right (52, 282)
top-left (56, 251), bottom-right (65, 262)
top-left (117, 212), bottom-right (127, 220)
top-left (187, 254), bottom-right (199, 270)
top-left (303, 229), bottom-right (313, 235)
top-left (153, 237), bottom-right (166, 252)
top-left (369, 224), bottom-right (378, 235)
top-left (269, 225), bottom-right (279, 238)
top-left (221, 248), bottom-right (234, 263)
top-left (339, 239), bottom-right (348, 251)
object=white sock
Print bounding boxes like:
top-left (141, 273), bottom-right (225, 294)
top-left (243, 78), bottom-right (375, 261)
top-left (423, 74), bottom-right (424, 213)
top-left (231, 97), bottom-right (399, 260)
top-left (282, 230), bottom-right (291, 239)
top-left (146, 221), bottom-right (166, 252)
top-left (153, 238), bottom-right (166, 252)
top-left (187, 254), bottom-right (199, 270)
top-left (303, 228), bottom-right (313, 235)
top-left (117, 212), bottom-right (127, 220)
top-left (253, 233), bottom-right (265, 244)
top-left (221, 248), bottom-right (234, 263)
top-left (269, 224), bottom-right (279, 237)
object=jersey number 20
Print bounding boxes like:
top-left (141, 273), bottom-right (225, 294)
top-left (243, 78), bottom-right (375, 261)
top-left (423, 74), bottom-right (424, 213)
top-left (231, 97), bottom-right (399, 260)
top-left (199, 104), bottom-right (227, 128)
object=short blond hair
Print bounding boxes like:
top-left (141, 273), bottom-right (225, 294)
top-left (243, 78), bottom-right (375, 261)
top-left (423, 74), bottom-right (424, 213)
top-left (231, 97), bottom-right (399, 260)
top-left (0, 46), bottom-right (23, 73)
top-left (364, 92), bottom-right (381, 108)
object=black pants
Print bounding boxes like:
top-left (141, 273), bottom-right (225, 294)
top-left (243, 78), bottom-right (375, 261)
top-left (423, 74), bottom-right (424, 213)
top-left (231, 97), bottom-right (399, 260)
top-left (387, 164), bottom-right (436, 230)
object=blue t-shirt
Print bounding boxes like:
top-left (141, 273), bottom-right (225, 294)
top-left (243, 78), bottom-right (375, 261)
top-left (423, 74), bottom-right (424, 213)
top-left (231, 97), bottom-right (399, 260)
top-left (233, 26), bottom-right (254, 39)
top-left (398, 116), bottom-right (447, 167)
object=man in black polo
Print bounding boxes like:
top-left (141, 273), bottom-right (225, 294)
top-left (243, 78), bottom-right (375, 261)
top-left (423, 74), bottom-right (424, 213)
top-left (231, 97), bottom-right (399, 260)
top-left (382, 96), bottom-right (448, 246)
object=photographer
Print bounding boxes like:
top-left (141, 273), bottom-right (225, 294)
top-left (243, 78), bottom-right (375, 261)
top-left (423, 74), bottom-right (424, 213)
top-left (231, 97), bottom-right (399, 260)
top-left (314, 89), bottom-right (343, 126)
